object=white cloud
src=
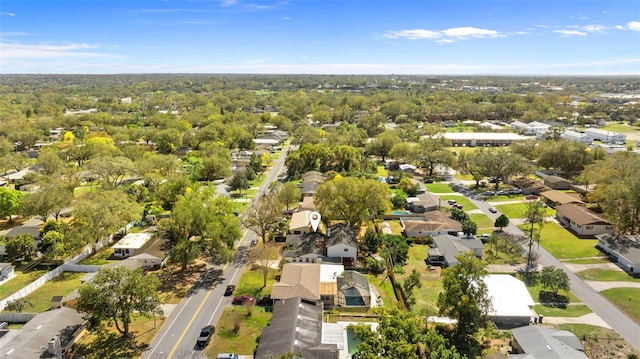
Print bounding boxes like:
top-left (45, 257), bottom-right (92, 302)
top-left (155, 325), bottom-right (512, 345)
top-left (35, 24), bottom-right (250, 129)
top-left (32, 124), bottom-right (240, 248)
top-left (0, 11), bottom-right (16, 16)
top-left (282, 16), bottom-right (290, 20)
top-left (384, 26), bottom-right (502, 42)
top-left (580, 24), bottom-right (606, 32)
top-left (554, 30), bottom-right (587, 36)
top-left (615, 25), bottom-right (625, 30)
top-left (0, 42), bottom-right (116, 59)
top-left (628, 21), bottom-right (640, 31)
top-left (220, 0), bottom-right (238, 6)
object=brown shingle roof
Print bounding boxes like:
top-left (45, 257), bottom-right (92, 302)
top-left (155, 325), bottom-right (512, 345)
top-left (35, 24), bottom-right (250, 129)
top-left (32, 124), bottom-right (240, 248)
top-left (556, 204), bottom-right (611, 226)
top-left (540, 190), bottom-right (584, 205)
top-left (271, 263), bottom-right (321, 300)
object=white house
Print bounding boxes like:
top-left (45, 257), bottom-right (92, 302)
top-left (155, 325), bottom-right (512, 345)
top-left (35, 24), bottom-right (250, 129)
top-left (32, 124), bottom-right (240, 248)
top-left (561, 130), bottom-right (593, 144)
top-left (0, 262), bottom-right (15, 283)
top-left (556, 204), bottom-right (614, 237)
top-left (483, 274), bottom-right (535, 327)
top-left (596, 234), bottom-right (640, 274)
top-left (112, 233), bottom-right (153, 258)
top-left (325, 224), bottom-right (357, 267)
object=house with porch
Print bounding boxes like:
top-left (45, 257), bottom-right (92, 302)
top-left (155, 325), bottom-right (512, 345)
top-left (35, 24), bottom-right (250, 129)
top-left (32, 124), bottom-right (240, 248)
top-left (112, 232), bottom-right (153, 258)
top-left (426, 234), bottom-right (484, 267)
top-left (539, 190), bottom-right (583, 208)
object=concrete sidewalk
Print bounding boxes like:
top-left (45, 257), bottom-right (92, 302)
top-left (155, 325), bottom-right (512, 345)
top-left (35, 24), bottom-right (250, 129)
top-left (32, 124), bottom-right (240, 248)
top-left (542, 312), bottom-right (612, 329)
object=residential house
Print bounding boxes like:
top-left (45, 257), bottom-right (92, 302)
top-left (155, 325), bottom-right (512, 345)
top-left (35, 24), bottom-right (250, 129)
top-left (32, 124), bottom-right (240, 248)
top-left (426, 234), bottom-right (484, 267)
top-left (283, 232), bottom-right (326, 263)
top-left (112, 233), bottom-right (153, 258)
top-left (400, 212), bottom-right (462, 238)
top-left (539, 190), bottom-right (583, 208)
top-left (556, 204), bottom-right (613, 237)
top-left (484, 274), bottom-right (535, 327)
top-left (399, 163), bottom-right (417, 173)
top-left (512, 177), bottom-right (549, 195)
top-left (271, 263), bottom-right (344, 308)
top-left (405, 192), bottom-right (440, 213)
top-left (543, 175), bottom-right (572, 190)
top-left (596, 234), bottom-right (640, 275)
top-left (299, 195), bottom-right (316, 211)
top-left (509, 325), bottom-right (587, 359)
top-left (0, 307), bottom-right (86, 359)
top-left (254, 297), bottom-right (339, 359)
top-left (300, 180), bottom-right (323, 198)
top-left (325, 224), bottom-right (358, 267)
top-left (286, 210), bottom-right (313, 243)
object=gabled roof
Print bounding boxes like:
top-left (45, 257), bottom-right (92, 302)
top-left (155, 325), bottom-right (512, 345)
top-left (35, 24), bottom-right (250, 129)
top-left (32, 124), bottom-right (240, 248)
top-left (401, 212), bottom-right (462, 234)
top-left (540, 190), bottom-right (584, 205)
top-left (283, 232), bottom-right (325, 258)
top-left (255, 297), bottom-right (338, 359)
top-left (544, 175), bottom-right (571, 184)
top-left (431, 234), bottom-right (483, 266)
top-left (596, 234), bottom-right (640, 264)
top-left (557, 203), bottom-right (610, 226)
top-left (510, 325), bottom-right (587, 359)
top-left (325, 224), bottom-right (357, 248)
top-left (0, 307), bottom-right (85, 359)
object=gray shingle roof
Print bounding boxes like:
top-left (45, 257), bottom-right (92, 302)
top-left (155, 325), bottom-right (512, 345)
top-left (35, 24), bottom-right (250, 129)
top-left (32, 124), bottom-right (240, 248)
top-left (510, 325), bottom-right (587, 359)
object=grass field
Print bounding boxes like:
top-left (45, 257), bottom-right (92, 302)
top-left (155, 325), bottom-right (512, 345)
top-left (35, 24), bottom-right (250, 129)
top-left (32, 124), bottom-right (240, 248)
top-left (601, 287), bottom-right (640, 324)
top-left (533, 304), bottom-right (592, 317)
top-left (366, 272), bottom-right (398, 309)
top-left (0, 269), bottom-right (47, 301)
top-left (486, 194), bottom-right (526, 202)
top-left (493, 202), bottom-right (555, 219)
top-left (561, 257), bottom-right (612, 264)
top-left (78, 247), bottom-right (113, 265)
top-left (207, 306), bottom-right (272, 357)
top-left (439, 195), bottom-right (478, 210)
top-left (526, 282), bottom-right (581, 304)
top-left (600, 123), bottom-right (640, 133)
top-left (469, 213), bottom-right (495, 230)
top-left (234, 267), bottom-right (278, 298)
top-left (534, 223), bottom-right (601, 260)
top-left (396, 244), bottom-right (443, 313)
top-left (425, 183), bottom-right (454, 193)
top-left (576, 268), bottom-right (640, 282)
top-left (21, 271), bottom-right (84, 312)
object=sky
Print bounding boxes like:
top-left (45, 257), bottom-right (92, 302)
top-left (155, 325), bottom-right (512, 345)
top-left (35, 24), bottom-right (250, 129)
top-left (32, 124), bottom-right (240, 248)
top-left (0, 0), bottom-right (639, 75)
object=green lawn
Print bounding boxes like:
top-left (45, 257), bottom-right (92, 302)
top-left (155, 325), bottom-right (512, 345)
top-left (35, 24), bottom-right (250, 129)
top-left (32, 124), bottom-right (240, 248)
top-left (600, 123), bottom-right (640, 133)
top-left (20, 272), bottom-right (84, 312)
top-left (533, 304), bottom-right (592, 317)
top-left (366, 272), bottom-right (398, 309)
top-left (576, 268), bottom-right (640, 282)
top-left (469, 213), bottom-right (495, 230)
top-left (561, 257), bottom-right (612, 264)
top-left (0, 269), bottom-right (48, 301)
top-left (532, 222), bottom-right (600, 260)
top-left (396, 244), bottom-right (443, 313)
top-left (207, 306), bottom-right (272, 357)
top-left (601, 287), bottom-right (640, 324)
top-left (234, 267), bottom-right (278, 298)
top-left (493, 202), bottom-right (555, 219)
top-left (73, 184), bottom-right (100, 197)
top-left (526, 283), bottom-right (581, 304)
top-left (426, 183), bottom-right (454, 193)
top-left (78, 248), bottom-right (113, 265)
top-left (439, 195), bottom-right (478, 210)
top-left (486, 194), bottom-right (526, 202)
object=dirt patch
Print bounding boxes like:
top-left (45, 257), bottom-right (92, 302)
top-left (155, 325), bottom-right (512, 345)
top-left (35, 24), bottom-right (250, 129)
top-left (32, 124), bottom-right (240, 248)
top-left (152, 259), bottom-right (210, 303)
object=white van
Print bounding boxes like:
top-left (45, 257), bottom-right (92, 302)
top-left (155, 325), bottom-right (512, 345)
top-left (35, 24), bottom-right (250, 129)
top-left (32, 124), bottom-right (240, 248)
top-left (217, 354), bottom-right (239, 359)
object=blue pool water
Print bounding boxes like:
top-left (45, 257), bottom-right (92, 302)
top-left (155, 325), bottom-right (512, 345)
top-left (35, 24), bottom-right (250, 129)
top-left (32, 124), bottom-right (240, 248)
top-left (346, 328), bottom-right (361, 356)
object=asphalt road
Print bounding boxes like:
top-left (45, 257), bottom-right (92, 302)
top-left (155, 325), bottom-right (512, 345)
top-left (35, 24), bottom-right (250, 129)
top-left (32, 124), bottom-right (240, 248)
top-left (447, 174), bottom-right (640, 352)
top-left (143, 146), bottom-right (289, 359)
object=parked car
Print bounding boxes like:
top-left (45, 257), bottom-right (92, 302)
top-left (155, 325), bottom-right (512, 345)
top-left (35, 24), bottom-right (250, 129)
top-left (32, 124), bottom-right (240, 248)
top-left (447, 199), bottom-right (457, 205)
top-left (217, 354), bottom-right (239, 359)
top-left (496, 190), bottom-right (509, 195)
top-left (196, 325), bottom-right (215, 349)
top-left (509, 188), bottom-right (523, 194)
top-left (250, 238), bottom-right (258, 246)
top-left (224, 284), bottom-right (236, 296)
top-left (454, 204), bottom-right (463, 209)
top-left (232, 294), bottom-right (256, 305)
top-left (488, 207), bottom-right (498, 213)
top-left (525, 194), bottom-right (539, 200)
top-left (482, 191), bottom-right (495, 196)
top-left (256, 294), bottom-right (272, 306)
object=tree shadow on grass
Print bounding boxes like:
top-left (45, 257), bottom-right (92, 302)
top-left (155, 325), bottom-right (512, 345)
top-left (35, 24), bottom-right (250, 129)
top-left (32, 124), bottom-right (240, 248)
top-left (539, 291), bottom-right (569, 308)
top-left (75, 332), bottom-right (147, 359)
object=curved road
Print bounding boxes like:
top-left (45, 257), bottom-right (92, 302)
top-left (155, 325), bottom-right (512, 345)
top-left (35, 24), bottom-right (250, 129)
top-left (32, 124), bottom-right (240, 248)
top-left (446, 174), bottom-right (640, 352)
top-left (143, 146), bottom-right (289, 359)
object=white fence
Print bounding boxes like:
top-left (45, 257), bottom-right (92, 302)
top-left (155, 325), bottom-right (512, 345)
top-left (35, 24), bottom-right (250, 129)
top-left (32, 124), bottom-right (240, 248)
top-left (0, 222), bottom-right (134, 312)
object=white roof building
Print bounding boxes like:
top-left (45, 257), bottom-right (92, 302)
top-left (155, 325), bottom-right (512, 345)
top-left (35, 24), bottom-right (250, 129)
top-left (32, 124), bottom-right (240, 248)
top-left (561, 130), bottom-right (593, 144)
top-left (431, 132), bottom-right (528, 147)
top-left (483, 274), bottom-right (535, 327)
top-left (584, 128), bottom-right (627, 144)
top-left (112, 233), bottom-right (153, 258)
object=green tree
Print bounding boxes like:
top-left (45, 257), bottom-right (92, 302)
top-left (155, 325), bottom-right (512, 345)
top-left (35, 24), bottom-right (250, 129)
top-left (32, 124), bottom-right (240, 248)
top-left (85, 156), bottom-right (134, 188)
top-left (350, 310), bottom-right (464, 359)
top-left (414, 136), bottom-right (455, 177)
top-left (4, 233), bottom-right (35, 261)
top-left (523, 200), bottom-right (547, 272)
top-left (276, 181), bottom-right (301, 211)
top-left (481, 147), bottom-right (528, 191)
top-left (315, 177), bottom-right (391, 228)
top-left (0, 188), bottom-right (23, 222)
top-left (461, 220), bottom-right (477, 237)
top-left (249, 153), bottom-right (263, 174)
top-left (78, 266), bottom-right (162, 338)
top-left (366, 130), bottom-right (400, 161)
top-left (402, 269), bottom-right (423, 307)
top-left (242, 189), bottom-right (283, 244)
top-left (537, 139), bottom-right (591, 178)
top-left (41, 230), bottom-right (82, 261)
top-left (153, 174), bottom-right (191, 211)
top-left (437, 252), bottom-right (491, 340)
top-left (397, 178), bottom-right (419, 197)
top-left (228, 170), bottom-right (250, 196)
top-left (19, 184), bottom-right (73, 222)
top-left (360, 229), bottom-right (381, 256)
top-left (456, 149), bottom-right (488, 187)
top-left (494, 214), bottom-right (509, 231)
top-left (539, 266), bottom-right (570, 296)
top-left (4, 297), bottom-right (33, 312)
top-left (449, 207), bottom-right (469, 222)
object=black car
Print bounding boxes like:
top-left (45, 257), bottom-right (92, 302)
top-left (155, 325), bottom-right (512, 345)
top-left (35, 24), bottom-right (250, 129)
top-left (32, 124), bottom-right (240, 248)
top-left (224, 284), bottom-right (236, 296)
top-left (196, 325), bottom-right (215, 349)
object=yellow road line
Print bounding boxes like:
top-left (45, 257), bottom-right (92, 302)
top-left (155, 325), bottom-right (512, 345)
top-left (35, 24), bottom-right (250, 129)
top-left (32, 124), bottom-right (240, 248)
top-left (166, 229), bottom-right (249, 358)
